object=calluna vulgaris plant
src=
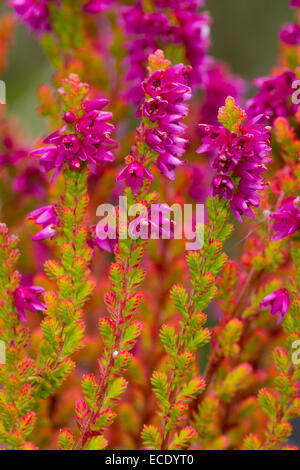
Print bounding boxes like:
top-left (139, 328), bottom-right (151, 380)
top-left (0, 0), bottom-right (299, 451)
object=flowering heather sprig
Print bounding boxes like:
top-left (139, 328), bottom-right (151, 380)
top-left (0, 224), bottom-right (40, 449)
top-left (143, 197), bottom-right (233, 450)
top-left (244, 250), bottom-right (300, 450)
top-left (198, 97), bottom-right (272, 221)
top-left (1, 0), bottom-right (300, 452)
top-left (29, 76), bottom-right (102, 399)
top-left (31, 74), bottom-right (117, 181)
top-left (246, 71), bottom-right (297, 125)
top-left (141, 55), bottom-right (192, 181)
top-left (193, 73), bottom-right (300, 449)
top-left (63, 53), bottom-right (187, 451)
top-left (115, 51), bottom-right (191, 189)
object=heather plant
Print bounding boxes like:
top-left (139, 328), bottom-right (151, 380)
top-left (0, 0), bottom-right (299, 451)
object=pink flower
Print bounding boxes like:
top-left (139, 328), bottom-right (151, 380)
top-left (116, 161), bottom-right (154, 195)
top-left (129, 203), bottom-right (174, 240)
top-left (279, 23), bottom-right (300, 46)
top-left (28, 204), bottom-right (59, 241)
top-left (260, 289), bottom-right (290, 324)
top-left (270, 197), bottom-right (300, 241)
top-left (212, 175), bottom-right (234, 200)
top-left (247, 71), bottom-right (297, 124)
top-left (9, 0), bottom-right (52, 33)
top-left (13, 285), bottom-right (47, 322)
top-left (91, 224), bottom-right (118, 254)
top-left (83, 0), bottom-right (113, 14)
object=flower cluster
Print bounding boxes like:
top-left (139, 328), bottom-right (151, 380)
top-left (9, 0), bottom-right (115, 34)
top-left (290, 0), bottom-right (300, 8)
top-left (121, 1), bottom-right (210, 104)
top-left (116, 160), bottom-right (154, 195)
top-left (246, 71), bottom-right (297, 124)
top-left (83, 0), bottom-right (113, 14)
top-left (142, 61), bottom-right (192, 181)
top-left (9, 0), bottom-right (53, 33)
top-left (31, 96), bottom-right (117, 180)
top-left (279, 23), bottom-right (300, 46)
top-left (270, 197), bottom-right (300, 241)
top-left (198, 97), bottom-right (271, 221)
top-left (116, 59), bottom-right (191, 193)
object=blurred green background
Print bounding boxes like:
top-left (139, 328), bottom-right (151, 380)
top-left (0, 0), bottom-right (293, 138)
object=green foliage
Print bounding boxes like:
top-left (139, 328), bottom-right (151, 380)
top-left (36, 167), bottom-right (93, 399)
top-left (217, 96), bottom-right (246, 133)
top-left (0, 226), bottom-right (37, 449)
top-left (146, 196), bottom-right (233, 449)
top-left (169, 427), bottom-right (197, 450)
top-left (216, 364), bottom-right (253, 402)
top-left (141, 425), bottom-right (162, 450)
top-left (218, 319), bottom-right (243, 357)
top-left (84, 436), bottom-right (107, 450)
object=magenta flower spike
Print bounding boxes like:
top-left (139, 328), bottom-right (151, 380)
top-left (198, 99), bottom-right (271, 222)
top-left (116, 161), bottom-right (154, 195)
